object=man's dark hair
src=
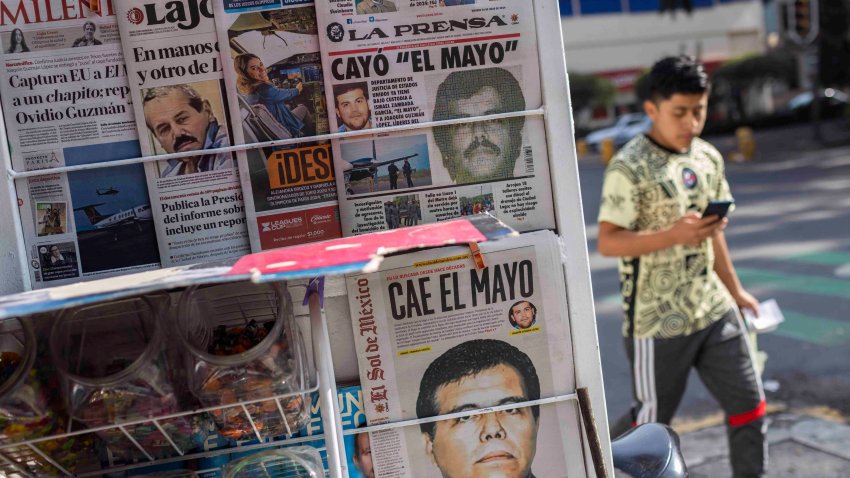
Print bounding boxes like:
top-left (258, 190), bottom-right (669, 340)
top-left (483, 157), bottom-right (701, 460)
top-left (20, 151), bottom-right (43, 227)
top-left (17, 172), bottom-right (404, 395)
top-left (508, 300), bottom-right (537, 328)
top-left (644, 55), bottom-right (710, 102)
top-left (142, 85), bottom-right (213, 133)
top-left (432, 68), bottom-right (525, 171)
top-left (416, 339), bottom-right (540, 438)
top-left (334, 82), bottom-right (369, 106)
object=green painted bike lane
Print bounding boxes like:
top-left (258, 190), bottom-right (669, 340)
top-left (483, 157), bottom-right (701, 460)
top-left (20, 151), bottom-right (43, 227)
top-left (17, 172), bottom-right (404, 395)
top-left (736, 268), bottom-right (849, 346)
top-left (596, 267), bottom-right (850, 347)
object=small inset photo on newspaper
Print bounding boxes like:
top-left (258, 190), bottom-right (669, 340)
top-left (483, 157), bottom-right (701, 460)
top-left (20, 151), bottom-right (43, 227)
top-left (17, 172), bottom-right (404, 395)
top-left (458, 184), bottom-right (495, 217)
top-left (341, 135), bottom-right (431, 195)
top-left (333, 82), bottom-right (373, 133)
top-left (37, 242), bottom-right (79, 282)
top-left (382, 193), bottom-right (421, 230)
top-left (428, 66), bottom-right (528, 185)
top-left (35, 202), bottom-right (67, 237)
top-left (141, 81), bottom-right (236, 178)
top-left (355, 0), bottom-right (398, 15)
top-left (4, 28), bottom-right (31, 54)
top-left (228, 7), bottom-right (325, 141)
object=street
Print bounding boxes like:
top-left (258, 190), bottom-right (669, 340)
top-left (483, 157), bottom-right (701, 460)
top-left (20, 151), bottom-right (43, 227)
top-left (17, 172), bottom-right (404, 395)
top-left (578, 120), bottom-right (850, 433)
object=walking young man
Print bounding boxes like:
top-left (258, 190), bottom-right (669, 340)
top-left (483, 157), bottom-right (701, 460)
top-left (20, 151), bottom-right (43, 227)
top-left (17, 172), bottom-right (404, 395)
top-left (597, 56), bottom-right (766, 478)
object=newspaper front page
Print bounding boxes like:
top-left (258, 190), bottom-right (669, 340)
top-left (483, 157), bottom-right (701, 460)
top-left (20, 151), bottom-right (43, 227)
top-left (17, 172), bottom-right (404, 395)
top-left (346, 231), bottom-right (581, 477)
top-left (0, 0), bottom-right (161, 288)
top-left (316, 0), bottom-right (555, 235)
top-left (213, 0), bottom-right (342, 251)
top-left (116, 0), bottom-right (251, 266)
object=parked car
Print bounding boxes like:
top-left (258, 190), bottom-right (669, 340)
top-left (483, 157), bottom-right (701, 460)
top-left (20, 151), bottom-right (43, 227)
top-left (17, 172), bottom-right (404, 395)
top-left (585, 113), bottom-right (652, 151)
top-left (781, 88), bottom-right (850, 121)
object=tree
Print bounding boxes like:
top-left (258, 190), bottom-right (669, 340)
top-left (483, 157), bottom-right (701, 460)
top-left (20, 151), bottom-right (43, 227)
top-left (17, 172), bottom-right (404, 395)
top-left (568, 73), bottom-right (617, 113)
top-left (712, 50), bottom-right (799, 89)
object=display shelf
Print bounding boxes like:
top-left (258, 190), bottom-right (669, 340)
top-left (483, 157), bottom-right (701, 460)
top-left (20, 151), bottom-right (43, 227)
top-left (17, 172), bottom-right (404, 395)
top-left (0, 1), bottom-right (612, 476)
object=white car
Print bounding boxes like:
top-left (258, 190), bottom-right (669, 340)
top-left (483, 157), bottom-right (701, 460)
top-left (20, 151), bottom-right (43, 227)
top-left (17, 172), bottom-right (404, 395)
top-left (585, 113), bottom-right (652, 150)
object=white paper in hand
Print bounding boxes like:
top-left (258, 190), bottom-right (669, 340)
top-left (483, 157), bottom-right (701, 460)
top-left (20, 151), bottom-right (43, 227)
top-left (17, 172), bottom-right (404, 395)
top-left (743, 299), bottom-right (785, 333)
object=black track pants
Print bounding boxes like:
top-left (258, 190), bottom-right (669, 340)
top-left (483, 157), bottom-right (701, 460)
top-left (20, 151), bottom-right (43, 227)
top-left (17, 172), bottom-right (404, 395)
top-left (612, 309), bottom-right (767, 478)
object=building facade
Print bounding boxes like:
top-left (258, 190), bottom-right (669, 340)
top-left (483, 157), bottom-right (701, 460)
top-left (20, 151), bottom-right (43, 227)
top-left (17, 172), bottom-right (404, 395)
top-left (561, 0), bottom-right (767, 128)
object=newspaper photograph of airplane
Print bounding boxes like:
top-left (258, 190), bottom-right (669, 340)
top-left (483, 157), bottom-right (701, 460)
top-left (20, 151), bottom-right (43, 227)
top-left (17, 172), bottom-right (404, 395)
top-left (340, 135), bottom-right (431, 195)
top-left (65, 140), bottom-right (161, 274)
top-left (73, 203), bottom-right (153, 235)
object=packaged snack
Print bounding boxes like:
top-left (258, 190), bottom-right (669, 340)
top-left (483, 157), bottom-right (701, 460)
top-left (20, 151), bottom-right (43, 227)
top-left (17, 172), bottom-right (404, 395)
top-left (177, 282), bottom-right (311, 441)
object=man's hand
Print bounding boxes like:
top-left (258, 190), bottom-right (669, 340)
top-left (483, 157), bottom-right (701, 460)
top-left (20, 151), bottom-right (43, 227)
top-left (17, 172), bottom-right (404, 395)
top-left (732, 288), bottom-right (759, 317)
top-left (668, 212), bottom-right (727, 247)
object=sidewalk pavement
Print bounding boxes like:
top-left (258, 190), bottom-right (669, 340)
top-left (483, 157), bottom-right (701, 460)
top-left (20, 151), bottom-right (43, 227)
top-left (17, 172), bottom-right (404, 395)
top-left (679, 411), bottom-right (850, 477)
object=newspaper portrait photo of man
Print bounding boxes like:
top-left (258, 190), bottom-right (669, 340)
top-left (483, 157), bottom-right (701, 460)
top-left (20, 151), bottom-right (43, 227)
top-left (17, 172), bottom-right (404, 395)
top-left (38, 242), bottom-right (80, 282)
top-left (416, 339), bottom-right (540, 478)
top-left (509, 301), bottom-right (537, 330)
top-left (142, 83), bottom-right (235, 178)
top-left (432, 68), bottom-right (526, 185)
top-left (334, 82), bottom-right (373, 132)
top-left (71, 21), bottom-right (102, 47)
top-left (352, 432), bottom-right (376, 478)
top-left (356, 0), bottom-right (397, 15)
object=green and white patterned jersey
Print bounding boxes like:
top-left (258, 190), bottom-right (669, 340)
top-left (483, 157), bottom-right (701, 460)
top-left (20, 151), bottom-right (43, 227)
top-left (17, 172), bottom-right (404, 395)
top-left (598, 135), bottom-right (735, 339)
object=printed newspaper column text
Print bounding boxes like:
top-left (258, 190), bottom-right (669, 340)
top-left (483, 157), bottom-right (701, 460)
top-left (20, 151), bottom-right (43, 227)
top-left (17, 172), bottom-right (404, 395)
top-left (500, 180), bottom-right (538, 222)
top-left (424, 190), bottom-right (458, 221)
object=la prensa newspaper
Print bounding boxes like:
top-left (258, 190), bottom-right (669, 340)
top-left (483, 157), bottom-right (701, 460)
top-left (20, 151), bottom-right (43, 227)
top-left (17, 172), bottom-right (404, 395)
top-left (0, 0), bottom-right (161, 288)
top-left (316, 0), bottom-right (555, 236)
top-left (346, 231), bottom-right (586, 477)
top-left (116, 0), bottom-right (252, 266)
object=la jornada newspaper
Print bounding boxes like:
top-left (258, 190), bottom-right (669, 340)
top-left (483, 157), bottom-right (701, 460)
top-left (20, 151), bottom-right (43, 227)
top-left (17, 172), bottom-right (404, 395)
top-left (116, 0), bottom-right (252, 266)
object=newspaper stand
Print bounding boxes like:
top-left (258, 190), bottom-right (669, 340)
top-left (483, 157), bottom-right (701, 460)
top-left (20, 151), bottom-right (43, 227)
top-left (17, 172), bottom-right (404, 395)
top-left (0, 0), bottom-right (611, 476)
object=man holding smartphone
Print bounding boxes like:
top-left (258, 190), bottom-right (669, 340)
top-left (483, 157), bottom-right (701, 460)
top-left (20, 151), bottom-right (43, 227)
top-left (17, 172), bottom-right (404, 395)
top-left (597, 56), bottom-right (766, 478)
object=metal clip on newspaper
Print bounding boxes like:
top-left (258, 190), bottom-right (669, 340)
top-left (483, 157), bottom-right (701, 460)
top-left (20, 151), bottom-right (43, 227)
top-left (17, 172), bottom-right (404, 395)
top-left (468, 242), bottom-right (486, 270)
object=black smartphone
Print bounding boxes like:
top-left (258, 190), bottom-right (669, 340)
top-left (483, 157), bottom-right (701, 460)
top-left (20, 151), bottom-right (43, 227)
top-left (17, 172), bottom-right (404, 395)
top-left (702, 200), bottom-right (734, 219)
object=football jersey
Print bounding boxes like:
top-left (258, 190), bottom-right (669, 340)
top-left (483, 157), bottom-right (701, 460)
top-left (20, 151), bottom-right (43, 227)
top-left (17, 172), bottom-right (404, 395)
top-left (598, 135), bottom-right (735, 339)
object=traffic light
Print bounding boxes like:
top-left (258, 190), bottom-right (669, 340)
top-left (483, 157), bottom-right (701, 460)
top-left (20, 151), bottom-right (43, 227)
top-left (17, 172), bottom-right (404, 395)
top-left (786, 0), bottom-right (819, 45)
top-left (794, 0), bottom-right (812, 38)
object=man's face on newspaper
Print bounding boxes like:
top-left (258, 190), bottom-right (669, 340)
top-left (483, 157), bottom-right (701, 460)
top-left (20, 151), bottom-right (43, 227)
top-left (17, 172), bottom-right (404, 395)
top-left (144, 90), bottom-right (213, 154)
top-left (424, 364), bottom-right (538, 478)
top-left (336, 87), bottom-right (371, 130)
top-left (511, 302), bottom-right (535, 329)
top-left (445, 86), bottom-right (512, 182)
top-left (353, 433), bottom-right (375, 478)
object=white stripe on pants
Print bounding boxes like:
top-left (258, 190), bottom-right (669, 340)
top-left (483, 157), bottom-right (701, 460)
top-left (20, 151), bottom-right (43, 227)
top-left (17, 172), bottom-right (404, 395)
top-left (633, 337), bottom-right (657, 424)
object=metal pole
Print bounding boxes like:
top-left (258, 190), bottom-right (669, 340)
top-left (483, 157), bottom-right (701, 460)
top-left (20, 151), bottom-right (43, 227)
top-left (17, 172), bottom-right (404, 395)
top-left (309, 284), bottom-right (346, 478)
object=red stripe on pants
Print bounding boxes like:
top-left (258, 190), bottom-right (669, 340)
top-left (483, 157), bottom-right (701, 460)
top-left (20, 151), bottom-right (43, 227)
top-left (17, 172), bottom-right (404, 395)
top-left (728, 400), bottom-right (766, 427)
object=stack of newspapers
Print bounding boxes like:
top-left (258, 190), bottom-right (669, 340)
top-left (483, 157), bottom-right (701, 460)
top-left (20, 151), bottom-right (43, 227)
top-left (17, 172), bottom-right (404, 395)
top-left (345, 230), bottom-right (584, 477)
top-left (0, 2), bottom-right (588, 476)
top-left (0, 0), bottom-right (555, 290)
